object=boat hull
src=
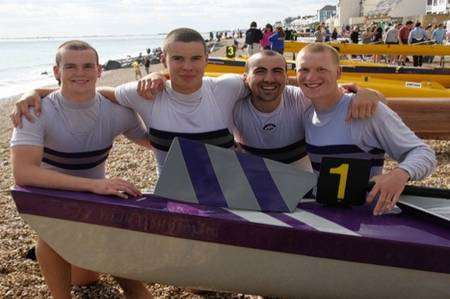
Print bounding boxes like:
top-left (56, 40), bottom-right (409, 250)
top-left (24, 214), bottom-right (450, 299)
top-left (206, 57), bottom-right (450, 89)
top-left (11, 187), bottom-right (450, 298)
top-left (285, 41), bottom-right (450, 56)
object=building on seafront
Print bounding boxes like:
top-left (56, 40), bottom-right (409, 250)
top-left (318, 5), bottom-right (337, 23)
top-left (335, 0), bottom-right (446, 28)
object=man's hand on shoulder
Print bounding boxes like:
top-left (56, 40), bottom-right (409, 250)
top-left (89, 177), bottom-right (142, 199)
top-left (137, 72), bottom-right (166, 100)
top-left (10, 90), bottom-right (45, 128)
top-left (366, 168), bottom-right (410, 216)
top-left (341, 84), bottom-right (385, 121)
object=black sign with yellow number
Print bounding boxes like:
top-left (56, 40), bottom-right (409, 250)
top-left (225, 46), bottom-right (237, 58)
top-left (316, 157), bottom-right (371, 206)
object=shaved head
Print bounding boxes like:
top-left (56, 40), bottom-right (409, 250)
top-left (245, 50), bottom-right (287, 73)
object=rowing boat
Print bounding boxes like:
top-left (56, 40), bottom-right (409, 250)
top-left (205, 69), bottom-right (450, 99)
top-left (206, 70), bottom-right (450, 139)
top-left (11, 138), bottom-right (450, 297)
top-left (11, 185), bottom-right (450, 298)
top-left (207, 57), bottom-right (450, 88)
top-left (285, 41), bottom-right (450, 56)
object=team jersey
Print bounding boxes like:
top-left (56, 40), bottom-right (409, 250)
top-left (304, 93), bottom-right (436, 180)
top-left (115, 74), bottom-right (248, 174)
top-left (233, 85), bottom-right (312, 170)
top-left (10, 91), bottom-right (147, 179)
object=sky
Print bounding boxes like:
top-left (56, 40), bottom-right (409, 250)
top-left (0, 0), bottom-right (336, 38)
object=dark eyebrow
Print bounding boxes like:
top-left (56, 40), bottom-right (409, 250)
top-left (253, 66), bottom-right (268, 72)
top-left (272, 67), bottom-right (285, 72)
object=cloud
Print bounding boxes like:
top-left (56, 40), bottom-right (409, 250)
top-left (0, 0), bottom-right (336, 37)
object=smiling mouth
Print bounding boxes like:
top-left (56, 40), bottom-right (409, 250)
top-left (304, 82), bottom-right (322, 88)
top-left (261, 85), bottom-right (278, 91)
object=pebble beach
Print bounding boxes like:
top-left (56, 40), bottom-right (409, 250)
top-left (1, 41), bottom-right (450, 298)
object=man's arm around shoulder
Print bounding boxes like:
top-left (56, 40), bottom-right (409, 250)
top-left (11, 146), bottom-right (141, 198)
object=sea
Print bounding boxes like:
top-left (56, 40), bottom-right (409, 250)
top-left (0, 34), bottom-right (169, 101)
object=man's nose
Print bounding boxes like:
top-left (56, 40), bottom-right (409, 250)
top-left (182, 60), bottom-right (194, 70)
top-left (263, 71), bottom-right (275, 82)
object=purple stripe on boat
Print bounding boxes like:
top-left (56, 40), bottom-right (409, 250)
top-left (11, 186), bottom-right (450, 274)
top-left (179, 139), bottom-right (228, 208)
top-left (267, 212), bottom-right (313, 229)
top-left (299, 202), bottom-right (450, 244)
top-left (236, 154), bottom-right (289, 212)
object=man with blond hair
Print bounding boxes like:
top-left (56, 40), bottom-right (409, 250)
top-left (296, 43), bottom-right (436, 215)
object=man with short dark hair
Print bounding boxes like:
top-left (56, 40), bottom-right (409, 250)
top-left (233, 50), bottom-right (381, 170)
top-left (105, 27), bottom-right (249, 175)
top-left (10, 40), bottom-right (152, 299)
top-left (296, 43), bottom-right (436, 215)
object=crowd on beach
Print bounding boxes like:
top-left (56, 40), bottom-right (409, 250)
top-left (314, 20), bottom-right (448, 66)
top-left (2, 22), bottom-right (447, 298)
top-left (235, 20), bottom-right (448, 67)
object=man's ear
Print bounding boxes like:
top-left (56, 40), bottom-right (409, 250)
top-left (53, 65), bottom-right (60, 81)
top-left (337, 66), bottom-right (342, 80)
top-left (243, 73), bottom-right (250, 87)
top-left (97, 64), bottom-right (103, 78)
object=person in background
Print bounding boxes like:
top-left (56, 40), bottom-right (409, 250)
top-left (331, 28), bottom-right (338, 41)
top-left (423, 24), bottom-right (435, 63)
top-left (341, 25), bottom-right (351, 38)
top-left (361, 27), bottom-right (373, 44)
top-left (398, 20), bottom-right (414, 65)
top-left (408, 22), bottom-right (428, 67)
top-left (260, 24), bottom-right (273, 50)
top-left (350, 26), bottom-right (361, 59)
top-left (432, 23), bottom-right (447, 44)
top-left (372, 26), bottom-right (383, 43)
top-left (324, 26), bottom-right (331, 42)
top-left (143, 55), bottom-right (151, 74)
top-left (285, 28), bottom-right (292, 40)
top-left (269, 26), bottom-right (286, 54)
top-left (314, 24), bottom-right (324, 42)
top-left (432, 23), bottom-right (447, 66)
top-left (244, 21), bottom-right (263, 56)
top-left (350, 26), bottom-right (359, 44)
top-left (371, 26), bottom-right (383, 63)
top-left (132, 59), bottom-right (142, 80)
top-left (384, 23), bottom-right (401, 64)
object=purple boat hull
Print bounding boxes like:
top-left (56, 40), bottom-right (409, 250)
top-left (11, 186), bottom-right (450, 298)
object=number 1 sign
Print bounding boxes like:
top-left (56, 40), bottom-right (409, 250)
top-left (316, 157), bottom-right (371, 206)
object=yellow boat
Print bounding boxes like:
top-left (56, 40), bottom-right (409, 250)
top-left (204, 71), bottom-right (450, 139)
top-left (207, 57), bottom-right (450, 88)
top-left (205, 70), bottom-right (450, 98)
top-left (338, 76), bottom-right (450, 98)
top-left (284, 41), bottom-right (450, 56)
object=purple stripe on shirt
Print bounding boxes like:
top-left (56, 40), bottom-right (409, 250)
top-left (179, 139), bottom-right (228, 208)
top-left (237, 154), bottom-right (289, 212)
